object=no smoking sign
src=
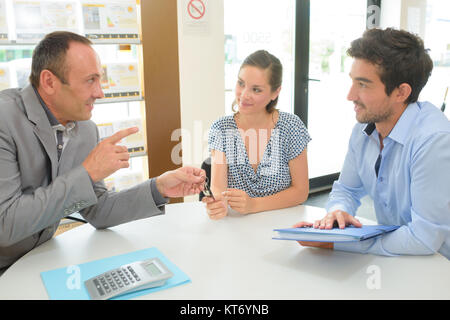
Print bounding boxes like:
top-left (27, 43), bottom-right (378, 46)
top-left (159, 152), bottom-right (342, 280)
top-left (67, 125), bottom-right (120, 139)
top-left (183, 0), bottom-right (210, 35)
top-left (187, 0), bottom-right (205, 20)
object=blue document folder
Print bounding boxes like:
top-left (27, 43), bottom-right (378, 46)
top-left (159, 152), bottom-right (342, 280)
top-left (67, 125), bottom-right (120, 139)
top-left (40, 247), bottom-right (190, 300)
top-left (273, 225), bottom-right (399, 242)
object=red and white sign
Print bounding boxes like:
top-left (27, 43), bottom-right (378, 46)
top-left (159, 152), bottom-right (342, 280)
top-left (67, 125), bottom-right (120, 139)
top-left (187, 0), bottom-right (205, 20)
top-left (182, 0), bottom-right (210, 35)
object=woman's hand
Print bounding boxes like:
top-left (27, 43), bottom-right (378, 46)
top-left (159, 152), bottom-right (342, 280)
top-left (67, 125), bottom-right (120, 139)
top-left (223, 188), bottom-right (255, 214)
top-left (202, 193), bottom-right (228, 220)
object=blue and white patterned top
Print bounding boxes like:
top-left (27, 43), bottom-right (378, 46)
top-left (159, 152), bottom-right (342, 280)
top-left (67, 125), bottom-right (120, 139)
top-left (208, 111), bottom-right (311, 198)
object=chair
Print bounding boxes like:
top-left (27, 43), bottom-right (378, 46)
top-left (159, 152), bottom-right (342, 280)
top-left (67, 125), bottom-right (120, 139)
top-left (199, 157), bottom-right (211, 201)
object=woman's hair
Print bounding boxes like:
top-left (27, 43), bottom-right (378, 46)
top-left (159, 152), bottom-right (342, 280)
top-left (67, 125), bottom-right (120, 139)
top-left (30, 31), bottom-right (93, 88)
top-left (233, 50), bottom-right (282, 113)
top-left (347, 28), bottom-right (433, 104)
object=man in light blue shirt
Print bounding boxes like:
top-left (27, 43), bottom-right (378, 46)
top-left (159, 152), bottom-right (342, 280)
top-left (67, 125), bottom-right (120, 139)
top-left (295, 28), bottom-right (450, 259)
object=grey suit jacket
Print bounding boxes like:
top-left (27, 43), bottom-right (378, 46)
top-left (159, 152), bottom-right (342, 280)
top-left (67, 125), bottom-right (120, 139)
top-left (0, 85), bottom-right (164, 268)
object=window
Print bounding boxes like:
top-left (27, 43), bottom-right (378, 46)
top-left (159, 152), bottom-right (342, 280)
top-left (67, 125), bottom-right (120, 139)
top-left (224, 0), bottom-right (296, 115)
top-left (306, 0), bottom-right (366, 184)
top-left (420, 0), bottom-right (450, 118)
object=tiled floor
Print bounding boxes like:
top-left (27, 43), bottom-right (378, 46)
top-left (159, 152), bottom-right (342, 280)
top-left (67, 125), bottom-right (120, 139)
top-left (304, 189), bottom-right (377, 222)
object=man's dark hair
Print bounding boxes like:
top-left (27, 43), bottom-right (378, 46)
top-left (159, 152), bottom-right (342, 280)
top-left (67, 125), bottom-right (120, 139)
top-left (29, 31), bottom-right (92, 88)
top-left (347, 28), bottom-right (433, 104)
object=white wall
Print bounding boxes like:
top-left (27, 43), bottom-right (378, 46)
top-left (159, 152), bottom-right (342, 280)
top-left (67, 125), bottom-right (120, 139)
top-left (380, 0), bottom-right (401, 29)
top-left (177, 0), bottom-right (225, 201)
top-left (400, 0), bottom-right (427, 39)
top-left (380, 0), bottom-right (427, 39)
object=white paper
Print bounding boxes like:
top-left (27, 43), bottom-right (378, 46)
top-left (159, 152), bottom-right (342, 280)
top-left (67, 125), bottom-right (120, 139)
top-left (13, 0), bottom-right (79, 43)
top-left (81, 0), bottom-right (139, 43)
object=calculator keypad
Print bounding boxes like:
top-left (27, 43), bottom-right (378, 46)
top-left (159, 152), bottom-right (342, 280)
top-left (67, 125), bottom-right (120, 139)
top-left (94, 266), bottom-right (142, 296)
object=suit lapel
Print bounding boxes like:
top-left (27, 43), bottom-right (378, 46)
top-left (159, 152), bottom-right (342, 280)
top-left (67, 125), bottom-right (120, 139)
top-left (58, 129), bottom-right (78, 174)
top-left (21, 85), bottom-right (59, 180)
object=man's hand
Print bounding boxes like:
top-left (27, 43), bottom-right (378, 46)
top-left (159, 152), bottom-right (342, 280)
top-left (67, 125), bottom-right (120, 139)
top-left (155, 167), bottom-right (206, 198)
top-left (83, 127), bottom-right (139, 182)
top-left (222, 188), bottom-right (255, 214)
top-left (202, 194), bottom-right (228, 220)
top-left (314, 209), bottom-right (362, 229)
top-left (291, 221), bottom-right (334, 249)
top-left (292, 210), bottom-right (362, 250)
top-left (297, 241), bottom-right (334, 249)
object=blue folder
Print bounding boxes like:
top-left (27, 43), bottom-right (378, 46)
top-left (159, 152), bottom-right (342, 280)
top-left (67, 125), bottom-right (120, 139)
top-left (273, 225), bottom-right (399, 242)
top-left (40, 247), bottom-right (190, 300)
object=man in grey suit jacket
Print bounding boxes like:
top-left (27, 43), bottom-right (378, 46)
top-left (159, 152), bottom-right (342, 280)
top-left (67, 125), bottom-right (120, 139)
top-left (0, 31), bottom-right (205, 270)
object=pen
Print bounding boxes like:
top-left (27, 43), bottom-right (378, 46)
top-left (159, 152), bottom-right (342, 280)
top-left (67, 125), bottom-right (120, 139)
top-left (441, 87), bottom-right (448, 112)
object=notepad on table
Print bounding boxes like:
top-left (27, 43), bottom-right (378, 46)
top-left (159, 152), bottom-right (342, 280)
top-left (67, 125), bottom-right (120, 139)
top-left (40, 247), bottom-right (190, 300)
top-left (273, 225), bottom-right (399, 242)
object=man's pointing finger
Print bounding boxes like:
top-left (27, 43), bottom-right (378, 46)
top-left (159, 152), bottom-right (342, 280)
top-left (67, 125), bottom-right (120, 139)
top-left (106, 127), bottom-right (139, 144)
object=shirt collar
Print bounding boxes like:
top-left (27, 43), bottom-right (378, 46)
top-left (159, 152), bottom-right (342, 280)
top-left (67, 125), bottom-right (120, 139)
top-left (387, 102), bottom-right (420, 145)
top-left (32, 85), bottom-right (59, 126)
top-left (363, 123), bottom-right (376, 136)
top-left (32, 85), bottom-right (76, 132)
top-left (361, 103), bottom-right (420, 145)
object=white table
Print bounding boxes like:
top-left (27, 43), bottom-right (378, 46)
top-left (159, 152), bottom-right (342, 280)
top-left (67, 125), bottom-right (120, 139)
top-left (0, 202), bottom-right (449, 300)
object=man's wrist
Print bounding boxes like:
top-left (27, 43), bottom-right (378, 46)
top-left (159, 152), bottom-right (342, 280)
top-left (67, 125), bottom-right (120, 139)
top-left (155, 176), bottom-right (166, 197)
top-left (151, 178), bottom-right (169, 206)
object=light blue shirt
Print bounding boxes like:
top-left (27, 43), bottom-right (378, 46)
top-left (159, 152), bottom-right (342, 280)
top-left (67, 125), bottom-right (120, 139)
top-left (327, 101), bottom-right (450, 259)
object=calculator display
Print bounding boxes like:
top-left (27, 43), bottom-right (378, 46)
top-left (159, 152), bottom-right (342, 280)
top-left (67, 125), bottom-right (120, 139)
top-left (143, 262), bottom-right (162, 276)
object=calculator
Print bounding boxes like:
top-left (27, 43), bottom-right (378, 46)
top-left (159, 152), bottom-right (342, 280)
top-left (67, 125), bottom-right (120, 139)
top-left (84, 257), bottom-right (174, 300)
